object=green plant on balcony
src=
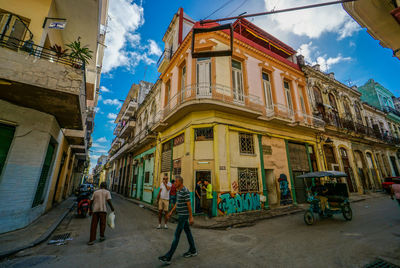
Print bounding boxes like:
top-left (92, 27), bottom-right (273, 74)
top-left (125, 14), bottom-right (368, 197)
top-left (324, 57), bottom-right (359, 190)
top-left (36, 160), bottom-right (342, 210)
top-left (50, 44), bottom-right (69, 60)
top-left (66, 37), bottom-right (93, 68)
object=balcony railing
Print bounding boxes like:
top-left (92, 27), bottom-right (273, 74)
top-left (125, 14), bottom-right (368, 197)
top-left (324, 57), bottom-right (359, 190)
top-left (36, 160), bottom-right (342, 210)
top-left (0, 35), bottom-right (84, 69)
top-left (157, 48), bottom-right (173, 67)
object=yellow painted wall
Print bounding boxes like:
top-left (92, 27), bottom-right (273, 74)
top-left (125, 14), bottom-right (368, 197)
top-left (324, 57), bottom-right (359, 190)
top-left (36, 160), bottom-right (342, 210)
top-left (0, 0), bottom-right (52, 45)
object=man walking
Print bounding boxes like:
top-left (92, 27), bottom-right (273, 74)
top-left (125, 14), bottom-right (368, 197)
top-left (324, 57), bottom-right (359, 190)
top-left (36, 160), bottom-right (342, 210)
top-left (203, 180), bottom-right (213, 218)
top-left (88, 182), bottom-right (114, 245)
top-left (159, 176), bottom-right (197, 265)
top-left (157, 174), bottom-right (171, 229)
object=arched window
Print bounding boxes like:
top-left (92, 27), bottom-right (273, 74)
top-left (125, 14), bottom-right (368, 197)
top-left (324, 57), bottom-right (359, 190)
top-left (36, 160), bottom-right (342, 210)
top-left (328, 93), bottom-right (338, 111)
top-left (343, 98), bottom-right (352, 118)
top-left (354, 102), bottom-right (362, 122)
top-left (328, 93), bottom-right (340, 127)
top-left (313, 87), bottom-right (323, 104)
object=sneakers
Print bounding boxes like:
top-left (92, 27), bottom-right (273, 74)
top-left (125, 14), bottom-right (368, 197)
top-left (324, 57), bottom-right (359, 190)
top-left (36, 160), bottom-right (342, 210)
top-left (87, 241), bottom-right (94, 246)
top-left (164, 224), bottom-right (168, 229)
top-left (99, 236), bottom-right (106, 242)
top-left (158, 256), bottom-right (171, 265)
top-left (183, 251), bottom-right (198, 258)
top-left (157, 224), bottom-right (161, 229)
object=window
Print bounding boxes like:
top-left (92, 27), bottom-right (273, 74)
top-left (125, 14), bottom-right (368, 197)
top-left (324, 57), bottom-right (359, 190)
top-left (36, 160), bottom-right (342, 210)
top-left (0, 11), bottom-right (30, 49)
top-left (238, 168), bottom-right (259, 192)
top-left (173, 159), bottom-right (181, 175)
top-left (298, 87), bottom-right (306, 114)
top-left (195, 127), bottom-right (213, 141)
top-left (262, 72), bottom-right (273, 109)
top-left (173, 133), bottom-right (184, 146)
top-left (354, 103), bottom-right (362, 121)
top-left (196, 57), bottom-right (211, 95)
top-left (181, 65), bottom-right (186, 92)
top-left (144, 171), bottom-right (150, 184)
top-left (165, 81), bottom-right (171, 106)
top-left (161, 142), bottom-right (172, 172)
top-left (239, 132), bottom-right (254, 154)
top-left (284, 81), bottom-right (293, 112)
top-left (313, 87), bottom-right (323, 104)
top-left (0, 123), bottom-right (15, 176)
top-left (232, 60), bottom-right (244, 101)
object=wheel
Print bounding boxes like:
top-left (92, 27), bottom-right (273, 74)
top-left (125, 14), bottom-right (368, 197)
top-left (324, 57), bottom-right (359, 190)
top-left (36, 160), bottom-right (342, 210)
top-left (342, 205), bottom-right (352, 221)
top-left (304, 210), bottom-right (315, 225)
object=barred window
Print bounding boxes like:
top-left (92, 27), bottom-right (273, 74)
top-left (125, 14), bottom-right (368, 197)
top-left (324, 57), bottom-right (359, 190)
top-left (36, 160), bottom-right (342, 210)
top-left (239, 132), bottom-right (254, 154)
top-left (195, 127), bottom-right (213, 141)
top-left (173, 133), bottom-right (184, 146)
top-left (144, 171), bottom-right (150, 184)
top-left (238, 168), bottom-right (259, 192)
top-left (173, 159), bottom-right (181, 175)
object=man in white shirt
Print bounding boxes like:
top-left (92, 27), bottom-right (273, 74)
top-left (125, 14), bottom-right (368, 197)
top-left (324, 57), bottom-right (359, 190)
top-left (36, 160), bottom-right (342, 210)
top-left (156, 173), bottom-right (171, 229)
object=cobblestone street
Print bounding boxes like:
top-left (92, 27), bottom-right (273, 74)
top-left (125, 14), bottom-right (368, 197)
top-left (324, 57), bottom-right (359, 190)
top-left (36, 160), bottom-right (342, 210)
top-left (1, 194), bottom-right (399, 268)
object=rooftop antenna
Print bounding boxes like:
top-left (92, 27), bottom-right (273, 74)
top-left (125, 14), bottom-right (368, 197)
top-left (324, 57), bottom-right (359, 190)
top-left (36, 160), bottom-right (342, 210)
top-left (345, 78), bottom-right (353, 86)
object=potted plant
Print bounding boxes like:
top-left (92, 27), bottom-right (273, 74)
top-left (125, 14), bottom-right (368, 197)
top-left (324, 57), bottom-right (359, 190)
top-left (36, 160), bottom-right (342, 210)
top-left (66, 37), bottom-right (93, 69)
top-left (50, 44), bottom-right (69, 62)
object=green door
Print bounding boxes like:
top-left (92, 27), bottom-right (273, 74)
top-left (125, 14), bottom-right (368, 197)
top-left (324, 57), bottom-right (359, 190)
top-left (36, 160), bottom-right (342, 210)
top-left (32, 142), bottom-right (55, 207)
top-left (0, 123), bottom-right (15, 176)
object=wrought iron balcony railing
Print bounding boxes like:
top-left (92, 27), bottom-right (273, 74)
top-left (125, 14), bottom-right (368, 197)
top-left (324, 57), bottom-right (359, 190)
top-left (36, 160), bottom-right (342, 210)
top-left (0, 35), bottom-right (84, 69)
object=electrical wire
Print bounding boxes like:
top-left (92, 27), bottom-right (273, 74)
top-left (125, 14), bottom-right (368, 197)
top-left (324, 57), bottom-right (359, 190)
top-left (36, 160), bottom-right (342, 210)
top-left (202, 0), bottom-right (233, 21)
top-left (226, 0), bottom-right (248, 17)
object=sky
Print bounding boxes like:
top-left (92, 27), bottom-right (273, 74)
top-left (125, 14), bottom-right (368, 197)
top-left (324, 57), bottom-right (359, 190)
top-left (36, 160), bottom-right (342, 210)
top-left (89, 0), bottom-right (400, 172)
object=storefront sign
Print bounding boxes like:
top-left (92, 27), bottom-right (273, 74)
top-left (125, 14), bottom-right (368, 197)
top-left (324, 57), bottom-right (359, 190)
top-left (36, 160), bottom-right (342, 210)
top-left (262, 145), bottom-right (272, 155)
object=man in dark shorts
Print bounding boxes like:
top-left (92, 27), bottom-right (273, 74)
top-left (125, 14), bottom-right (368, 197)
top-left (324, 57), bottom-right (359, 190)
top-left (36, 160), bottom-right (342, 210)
top-left (159, 176), bottom-right (197, 265)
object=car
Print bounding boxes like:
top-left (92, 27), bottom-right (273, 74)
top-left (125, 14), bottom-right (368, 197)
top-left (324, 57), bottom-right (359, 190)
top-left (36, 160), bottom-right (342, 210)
top-left (382, 177), bottom-right (400, 194)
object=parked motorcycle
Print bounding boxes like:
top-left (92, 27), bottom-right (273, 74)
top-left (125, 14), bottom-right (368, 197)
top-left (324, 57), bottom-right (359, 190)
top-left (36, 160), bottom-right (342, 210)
top-left (76, 192), bottom-right (91, 217)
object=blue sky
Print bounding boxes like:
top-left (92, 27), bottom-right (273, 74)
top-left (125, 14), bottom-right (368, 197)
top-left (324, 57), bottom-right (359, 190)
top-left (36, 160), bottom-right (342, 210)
top-left (89, 0), bottom-right (400, 171)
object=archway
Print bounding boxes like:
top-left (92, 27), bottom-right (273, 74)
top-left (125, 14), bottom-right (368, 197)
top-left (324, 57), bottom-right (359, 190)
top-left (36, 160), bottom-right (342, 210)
top-left (354, 150), bottom-right (370, 190)
top-left (365, 152), bottom-right (379, 189)
top-left (339, 147), bottom-right (357, 192)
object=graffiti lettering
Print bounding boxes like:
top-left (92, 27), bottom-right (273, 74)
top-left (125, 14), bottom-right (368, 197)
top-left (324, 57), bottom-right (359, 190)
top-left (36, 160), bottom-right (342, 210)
top-left (217, 192), bottom-right (261, 215)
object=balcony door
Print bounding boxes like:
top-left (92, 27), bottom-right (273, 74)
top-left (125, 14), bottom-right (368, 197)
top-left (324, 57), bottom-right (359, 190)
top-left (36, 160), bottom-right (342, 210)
top-left (232, 60), bottom-right (244, 102)
top-left (196, 58), bottom-right (211, 97)
top-left (262, 72), bottom-right (273, 111)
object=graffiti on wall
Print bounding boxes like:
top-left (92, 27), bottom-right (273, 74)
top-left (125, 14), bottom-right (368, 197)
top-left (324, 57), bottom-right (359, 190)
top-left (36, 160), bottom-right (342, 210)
top-left (217, 192), bottom-right (261, 215)
top-left (278, 174), bottom-right (293, 205)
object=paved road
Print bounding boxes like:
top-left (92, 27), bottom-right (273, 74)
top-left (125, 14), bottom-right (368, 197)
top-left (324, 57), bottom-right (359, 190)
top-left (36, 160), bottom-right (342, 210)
top-left (1, 194), bottom-right (400, 268)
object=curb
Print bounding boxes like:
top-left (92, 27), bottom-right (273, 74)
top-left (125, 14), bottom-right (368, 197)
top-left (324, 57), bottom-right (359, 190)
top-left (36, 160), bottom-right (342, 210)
top-left (0, 201), bottom-right (75, 260)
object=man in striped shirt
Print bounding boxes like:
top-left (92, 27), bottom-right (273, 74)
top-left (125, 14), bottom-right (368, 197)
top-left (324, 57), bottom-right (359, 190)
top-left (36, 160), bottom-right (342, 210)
top-left (159, 175), bottom-right (197, 265)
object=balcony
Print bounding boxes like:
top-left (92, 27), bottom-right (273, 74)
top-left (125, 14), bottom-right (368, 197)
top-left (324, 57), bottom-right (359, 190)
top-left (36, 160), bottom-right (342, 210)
top-left (0, 36), bottom-right (86, 129)
top-left (121, 100), bottom-right (138, 120)
top-left (113, 123), bottom-right (123, 136)
top-left (158, 83), bottom-right (322, 131)
top-left (157, 48), bottom-right (173, 73)
top-left (119, 120), bottom-right (136, 139)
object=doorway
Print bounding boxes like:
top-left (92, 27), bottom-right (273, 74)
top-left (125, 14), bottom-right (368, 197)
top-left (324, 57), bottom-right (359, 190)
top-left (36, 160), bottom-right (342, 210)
top-left (390, 156), bottom-right (399, 176)
top-left (195, 170), bottom-right (211, 214)
top-left (265, 169), bottom-right (278, 206)
top-left (340, 148), bottom-right (357, 192)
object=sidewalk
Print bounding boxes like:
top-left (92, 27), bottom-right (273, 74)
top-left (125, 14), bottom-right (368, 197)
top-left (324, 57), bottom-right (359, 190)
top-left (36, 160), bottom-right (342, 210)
top-left (118, 191), bottom-right (386, 230)
top-left (0, 197), bottom-right (75, 259)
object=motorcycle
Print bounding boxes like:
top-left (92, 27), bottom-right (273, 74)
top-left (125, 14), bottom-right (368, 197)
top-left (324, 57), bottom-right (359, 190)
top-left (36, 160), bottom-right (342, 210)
top-left (76, 192), bottom-right (91, 217)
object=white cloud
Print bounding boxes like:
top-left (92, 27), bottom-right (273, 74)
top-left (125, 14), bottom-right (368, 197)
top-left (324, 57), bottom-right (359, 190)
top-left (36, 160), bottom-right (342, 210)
top-left (100, 86), bottom-right (112, 93)
top-left (148, 39), bottom-right (162, 56)
top-left (96, 137), bottom-right (108, 143)
top-left (92, 142), bottom-right (105, 148)
top-left (260, 0), bottom-right (360, 39)
top-left (107, 113), bottom-right (117, 119)
top-left (102, 0), bottom-right (144, 73)
top-left (98, 95), bottom-right (102, 101)
top-left (108, 120), bottom-right (116, 124)
top-left (298, 42), bottom-right (351, 72)
top-left (103, 98), bottom-right (122, 109)
top-left (94, 149), bottom-right (108, 154)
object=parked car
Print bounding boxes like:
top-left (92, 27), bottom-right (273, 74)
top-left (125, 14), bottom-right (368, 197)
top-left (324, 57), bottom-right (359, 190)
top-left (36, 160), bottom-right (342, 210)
top-left (382, 177), bottom-right (400, 194)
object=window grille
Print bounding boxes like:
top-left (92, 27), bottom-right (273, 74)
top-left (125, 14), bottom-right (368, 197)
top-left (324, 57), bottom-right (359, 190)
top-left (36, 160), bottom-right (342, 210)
top-left (144, 172), bottom-right (150, 184)
top-left (195, 127), bottom-right (213, 141)
top-left (238, 168), bottom-right (259, 192)
top-left (239, 132), bottom-right (254, 154)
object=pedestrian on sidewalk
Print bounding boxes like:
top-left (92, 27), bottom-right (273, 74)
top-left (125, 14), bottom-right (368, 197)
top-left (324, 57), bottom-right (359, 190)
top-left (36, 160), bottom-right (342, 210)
top-left (195, 179), bottom-right (202, 213)
top-left (157, 173), bottom-right (171, 229)
top-left (390, 182), bottom-right (400, 207)
top-left (88, 182), bottom-right (114, 245)
top-left (159, 175), bottom-right (197, 265)
top-left (203, 180), bottom-right (213, 218)
top-left (169, 179), bottom-right (177, 210)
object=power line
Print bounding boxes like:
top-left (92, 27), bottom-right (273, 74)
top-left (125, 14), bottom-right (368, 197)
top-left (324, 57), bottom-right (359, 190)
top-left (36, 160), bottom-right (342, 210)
top-left (202, 0), bottom-right (232, 20)
top-left (226, 0), bottom-right (248, 17)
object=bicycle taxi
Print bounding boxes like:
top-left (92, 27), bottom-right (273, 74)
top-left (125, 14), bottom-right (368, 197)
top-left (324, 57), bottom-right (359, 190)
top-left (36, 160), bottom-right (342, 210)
top-left (297, 171), bottom-right (352, 225)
